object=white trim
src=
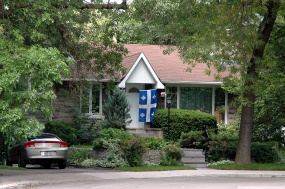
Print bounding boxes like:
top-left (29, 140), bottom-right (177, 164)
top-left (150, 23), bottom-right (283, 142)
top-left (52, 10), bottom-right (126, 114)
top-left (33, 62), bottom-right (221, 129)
top-left (118, 53), bottom-right (164, 89)
top-left (212, 88), bottom-right (215, 115)
top-left (225, 91), bottom-right (228, 124)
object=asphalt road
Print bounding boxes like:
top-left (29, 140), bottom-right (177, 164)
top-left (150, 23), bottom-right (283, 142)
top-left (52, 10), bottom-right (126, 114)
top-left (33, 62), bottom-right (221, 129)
top-left (1, 165), bottom-right (285, 189)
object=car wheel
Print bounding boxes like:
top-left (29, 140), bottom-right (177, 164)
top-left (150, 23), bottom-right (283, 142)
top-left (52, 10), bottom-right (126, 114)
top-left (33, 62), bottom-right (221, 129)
top-left (18, 154), bottom-right (26, 168)
top-left (58, 160), bottom-right (67, 169)
top-left (6, 155), bottom-right (12, 166)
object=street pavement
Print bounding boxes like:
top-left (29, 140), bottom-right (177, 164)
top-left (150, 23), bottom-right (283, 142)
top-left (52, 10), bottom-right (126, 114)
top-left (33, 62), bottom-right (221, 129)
top-left (1, 167), bottom-right (285, 189)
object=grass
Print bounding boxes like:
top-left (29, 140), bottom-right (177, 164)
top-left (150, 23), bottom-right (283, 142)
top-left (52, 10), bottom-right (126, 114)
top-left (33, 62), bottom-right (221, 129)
top-left (0, 165), bottom-right (26, 171)
top-left (114, 165), bottom-right (196, 172)
top-left (208, 163), bottom-right (285, 171)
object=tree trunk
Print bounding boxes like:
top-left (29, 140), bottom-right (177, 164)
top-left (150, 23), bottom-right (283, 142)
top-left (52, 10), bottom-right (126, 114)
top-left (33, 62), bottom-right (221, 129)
top-left (235, 0), bottom-right (280, 164)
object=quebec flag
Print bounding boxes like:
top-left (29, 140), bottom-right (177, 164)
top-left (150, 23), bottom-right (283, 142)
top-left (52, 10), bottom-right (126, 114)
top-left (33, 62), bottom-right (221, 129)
top-left (139, 89), bottom-right (158, 122)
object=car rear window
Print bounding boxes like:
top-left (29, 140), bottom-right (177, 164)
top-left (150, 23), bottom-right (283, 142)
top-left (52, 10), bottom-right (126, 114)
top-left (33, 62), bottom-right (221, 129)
top-left (28, 135), bottom-right (61, 141)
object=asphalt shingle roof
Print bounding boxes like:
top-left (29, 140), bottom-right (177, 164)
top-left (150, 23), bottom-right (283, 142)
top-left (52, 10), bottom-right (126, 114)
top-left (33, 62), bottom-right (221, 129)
top-left (123, 44), bottom-right (223, 84)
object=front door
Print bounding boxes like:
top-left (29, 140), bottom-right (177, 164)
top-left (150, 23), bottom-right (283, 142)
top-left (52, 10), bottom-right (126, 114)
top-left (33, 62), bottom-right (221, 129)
top-left (126, 84), bottom-right (144, 129)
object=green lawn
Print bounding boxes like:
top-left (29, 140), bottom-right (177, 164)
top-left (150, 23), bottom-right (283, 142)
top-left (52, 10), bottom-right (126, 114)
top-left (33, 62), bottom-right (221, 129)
top-left (0, 165), bottom-right (26, 171)
top-left (208, 163), bottom-right (285, 171)
top-left (114, 165), bottom-right (196, 172)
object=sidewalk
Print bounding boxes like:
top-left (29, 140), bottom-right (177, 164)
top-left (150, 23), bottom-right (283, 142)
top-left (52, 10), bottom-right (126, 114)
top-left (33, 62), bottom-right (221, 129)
top-left (88, 168), bottom-right (285, 179)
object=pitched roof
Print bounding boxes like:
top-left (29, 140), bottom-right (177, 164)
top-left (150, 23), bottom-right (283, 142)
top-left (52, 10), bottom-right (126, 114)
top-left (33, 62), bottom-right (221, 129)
top-left (122, 44), bottom-right (223, 85)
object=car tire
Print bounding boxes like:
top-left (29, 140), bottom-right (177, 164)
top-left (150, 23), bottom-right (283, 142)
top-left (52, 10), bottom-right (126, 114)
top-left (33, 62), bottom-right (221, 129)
top-left (58, 160), bottom-right (67, 169)
top-left (18, 154), bottom-right (26, 168)
top-left (6, 155), bottom-right (12, 166)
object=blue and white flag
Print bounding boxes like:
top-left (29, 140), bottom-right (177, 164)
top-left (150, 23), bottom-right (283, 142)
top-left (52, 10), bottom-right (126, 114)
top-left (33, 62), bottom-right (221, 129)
top-left (139, 89), bottom-right (158, 122)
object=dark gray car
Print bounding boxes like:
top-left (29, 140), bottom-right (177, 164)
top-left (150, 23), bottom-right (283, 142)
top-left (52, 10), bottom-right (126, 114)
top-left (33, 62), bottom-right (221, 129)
top-left (6, 133), bottom-right (68, 169)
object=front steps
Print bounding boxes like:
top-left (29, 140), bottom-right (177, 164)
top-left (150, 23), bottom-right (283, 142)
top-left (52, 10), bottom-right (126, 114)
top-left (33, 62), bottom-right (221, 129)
top-left (126, 128), bottom-right (163, 138)
top-left (181, 148), bottom-right (208, 168)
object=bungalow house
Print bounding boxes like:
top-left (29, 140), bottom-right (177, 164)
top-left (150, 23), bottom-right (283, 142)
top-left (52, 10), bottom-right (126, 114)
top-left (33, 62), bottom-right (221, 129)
top-left (48, 44), bottom-right (236, 135)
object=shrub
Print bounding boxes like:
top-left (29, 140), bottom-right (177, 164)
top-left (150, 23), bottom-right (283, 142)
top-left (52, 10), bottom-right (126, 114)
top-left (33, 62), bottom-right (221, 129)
top-left (123, 136), bottom-right (146, 167)
top-left (251, 141), bottom-right (281, 163)
top-left (206, 133), bottom-right (238, 162)
top-left (153, 109), bottom-right (217, 141)
top-left (178, 131), bottom-right (206, 149)
top-left (44, 121), bottom-right (77, 146)
top-left (93, 128), bottom-right (132, 149)
top-left (67, 147), bottom-right (89, 166)
top-left (102, 88), bottom-right (131, 129)
top-left (144, 137), bottom-right (168, 150)
top-left (159, 144), bottom-right (183, 166)
top-left (91, 139), bottom-right (128, 168)
top-left (0, 132), bottom-right (6, 165)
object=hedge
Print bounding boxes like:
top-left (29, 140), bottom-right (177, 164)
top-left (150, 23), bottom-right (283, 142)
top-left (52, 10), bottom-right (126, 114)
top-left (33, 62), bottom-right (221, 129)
top-left (153, 109), bottom-right (217, 141)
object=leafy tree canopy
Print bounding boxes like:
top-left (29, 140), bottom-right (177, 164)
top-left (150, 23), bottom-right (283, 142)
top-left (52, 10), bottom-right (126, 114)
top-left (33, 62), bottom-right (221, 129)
top-left (121, 0), bottom-right (284, 164)
top-left (0, 0), bottom-right (128, 143)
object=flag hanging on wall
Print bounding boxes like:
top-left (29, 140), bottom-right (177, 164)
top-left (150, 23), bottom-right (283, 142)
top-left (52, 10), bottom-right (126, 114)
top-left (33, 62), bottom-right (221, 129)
top-left (139, 89), bottom-right (158, 122)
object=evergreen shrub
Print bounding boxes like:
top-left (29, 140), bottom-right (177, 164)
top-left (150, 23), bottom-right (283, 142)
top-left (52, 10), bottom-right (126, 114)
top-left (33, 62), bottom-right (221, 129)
top-left (178, 131), bottom-right (206, 149)
top-left (102, 88), bottom-right (131, 129)
top-left (44, 121), bottom-right (78, 146)
top-left (153, 109), bottom-right (217, 141)
top-left (251, 141), bottom-right (281, 163)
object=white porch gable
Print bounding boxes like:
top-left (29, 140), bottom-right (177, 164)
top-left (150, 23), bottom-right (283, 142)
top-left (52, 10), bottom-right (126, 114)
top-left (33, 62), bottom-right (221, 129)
top-left (118, 53), bottom-right (164, 130)
top-left (118, 53), bottom-right (164, 89)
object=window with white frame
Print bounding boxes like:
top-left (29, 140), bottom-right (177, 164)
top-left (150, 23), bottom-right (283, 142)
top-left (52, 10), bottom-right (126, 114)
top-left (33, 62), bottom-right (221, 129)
top-left (81, 84), bottom-right (101, 114)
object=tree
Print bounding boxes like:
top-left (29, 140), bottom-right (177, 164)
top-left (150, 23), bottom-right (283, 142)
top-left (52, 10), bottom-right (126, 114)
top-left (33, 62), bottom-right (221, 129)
top-left (123, 0), bottom-right (284, 164)
top-left (102, 87), bottom-right (131, 129)
top-left (0, 0), bottom-right (128, 144)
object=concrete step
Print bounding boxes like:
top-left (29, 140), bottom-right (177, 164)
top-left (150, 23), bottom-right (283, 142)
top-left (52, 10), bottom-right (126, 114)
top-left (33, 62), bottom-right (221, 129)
top-left (182, 148), bottom-right (205, 156)
top-left (181, 156), bottom-right (206, 163)
top-left (181, 148), bottom-right (207, 168)
top-left (183, 162), bottom-right (208, 168)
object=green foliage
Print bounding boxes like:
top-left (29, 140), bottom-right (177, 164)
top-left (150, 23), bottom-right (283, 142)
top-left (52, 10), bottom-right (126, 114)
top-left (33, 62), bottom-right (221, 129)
top-left (44, 121), bottom-right (78, 146)
top-left (206, 123), bottom-right (239, 162)
top-left (178, 131), bottom-right (206, 149)
top-left (159, 144), bottom-right (183, 166)
top-left (0, 0), bottom-right (128, 147)
top-left (153, 109), bottom-right (217, 142)
top-left (72, 113), bottom-right (102, 145)
top-left (102, 88), bottom-right (131, 129)
top-left (93, 128), bottom-right (132, 149)
top-left (92, 139), bottom-right (128, 168)
top-left (122, 136), bottom-right (147, 167)
top-left (67, 147), bottom-right (89, 166)
top-left (143, 137), bottom-right (168, 150)
top-left (0, 132), bottom-right (7, 165)
top-left (251, 142), bottom-right (281, 163)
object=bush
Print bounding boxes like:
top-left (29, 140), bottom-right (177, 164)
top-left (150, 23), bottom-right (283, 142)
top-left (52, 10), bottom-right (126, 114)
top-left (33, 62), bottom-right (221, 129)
top-left (67, 147), bottom-right (89, 166)
top-left (0, 132), bottom-right (6, 165)
top-left (251, 141), bottom-right (281, 163)
top-left (178, 131), bottom-right (206, 149)
top-left (160, 144), bottom-right (183, 166)
top-left (153, 109), bottom-right (217, 141)
top-left (144, 137), bottom-right (168, 150)
top-left (102, 88), bottom-right (131, 129)
top-left (123, 136), bottom-right (146, 167)
top-left (93, 128), bottom-right (132, 149)
top-left (44, 121), bottom-right (78, 146)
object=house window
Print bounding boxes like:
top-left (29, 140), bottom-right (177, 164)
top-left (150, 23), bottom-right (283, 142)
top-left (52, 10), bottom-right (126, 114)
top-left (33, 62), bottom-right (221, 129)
top-left (180, 87), bottom-right (212, 113)
top-left (166, 87), bottom-right (177, 108)
top-left (81, 84), bottom-right (101, 114)
top-left (215, 88), bottom-right (225, 110)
